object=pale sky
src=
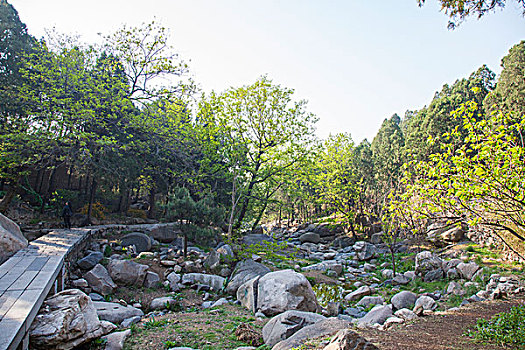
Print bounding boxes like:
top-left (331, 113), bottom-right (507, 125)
top-left (9, 0), bottom-right (525, 142)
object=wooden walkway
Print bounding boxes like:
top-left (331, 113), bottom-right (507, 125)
top-left (0, 228), bottom-right (93, 350)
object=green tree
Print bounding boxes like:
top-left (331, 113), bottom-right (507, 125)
top-left (484, 41), bottom-right (525, 122)
top-left (417, 0), bottom-right (525, 28)
top-left (199, 76), bottom-right (317, 232)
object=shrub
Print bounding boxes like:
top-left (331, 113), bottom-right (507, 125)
top-left (467, 304), bottom-right (525, 347)
top-left (127, 208), bottom-right (147, 219)
top-left (80, 201), bottom-right (107, 220)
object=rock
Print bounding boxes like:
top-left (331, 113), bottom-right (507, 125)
top-left (77, 252), bottom-right (104, 270)
top-left (72, 278), bottom-right (89, 288)
top-left (262, 310), bottom-right (326, 347)
top-left (93, 301), bottom-right (144, 324)
top-left (211, 297), bottom-right (229, 308)
top-left (381, 269), bottom-right (393, 279)
top-left (363, 263), bottom-right (376, 272)
top-left (415, 251), bottom-right (443, 277)
top-left (148, 224), bottom-right (182, 243)
top-left (273, 318), bottom-right (351, 350)
top-left (447, 268), bottom-right (459, 280)
top-left (394, 308), bottom-right (418, 321)
top-left (302, 260), bottom-right (343, 275)
top-left (102, 329), bottom-right (131, 350)
top-left (323, 329), bottom-right (379, 349)
top-left (166, 272), bottom-right (181, 291)
top-left (241, 233), bottom-right (274, 246)
top-left (150, 296), bottom-right (177, 310)
top-left (413, 296), bottom-right (437, 315)
top-left (120, 232), bottom-right (152, 253)
top-left (325, 302), bottom-right (343, 317)
top-left (181, 273), bottom-right (226, 292)
top-left (393, 274), bottom-right (411, 285)
top-left (354, 241), bottom-right (376, 261)
top-left (237, 276), bottom-right (260, 312)
top-left (226, 259), bottom-right (271, 294)
top-left (143, 271), bottom-right (161, 288)
top-left (383, 316), bottom-right (405, 329)
top-left (89, 293), bottom-right (104, 302)
top-left (370, 232), bottom-right (383, 245)
top-left (257, 269), bottom-right (319, 317)
top-left (107, 259), bottom-right (149, 286)
top-left (344, 286), bottom-right (374, 302)
top-left (441, 226), bottom-right (465, 242)
top-left (446, 281), bottom-right (465, 295)
top-left (356, 296), bottom-right (384, 308)
top-left (391, 291), bottom-right (417, 310)
top-left (0, 213), bottom-right (28, 264)
top-left (204, 250), bottom-right (221, 270)
top-left (456, 262), bottom-right (481, 281)
top-left (217, 244), bottom-right (234, 257)
top-left (357, 304), bottom-right (393, 327)
top-left (29, 289), bottom-right (113, 350)
top-left (121, 316), bottom-right (141, 328)
top-left (423, 269), bottom-right (444, 282)
top-left (299, 232), bottom-right (321, 244)
top-left (84, 264), bottom-right (117, 296)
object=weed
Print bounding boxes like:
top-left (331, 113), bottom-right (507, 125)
top-left (143, 318), bottom-right (168, 330)
top-left (164, 340), bottom-right (177, 348)
top-left (466, 304), bottom-right (525, 347)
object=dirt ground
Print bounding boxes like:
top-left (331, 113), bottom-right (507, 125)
top-left (357, 295), bottom-right (525, 350)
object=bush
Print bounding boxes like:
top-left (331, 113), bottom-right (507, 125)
top-left (467, 304), bottom-right (525, 347)
top-left (127, 208), bottom-right (147, 219)
top-left (80, 201), bottom-right (107, 220)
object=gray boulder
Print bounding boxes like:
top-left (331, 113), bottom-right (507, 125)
top-left (241, 233), bottom-right (274, 246)
top-left (391, 291), bottom-right (417, 310)
top-left (357, 304), bottom-right (393, 327)
top-left (150, 296), bottom-right (177, 310)
top-left (413, 296), bottom-right (437, 315)
top-left (356, 296), bottom-right (384, 308)
top-left (107, 259), bottom-right (149, 286)
top-left (226, 259), bottom-right (270, 294)
top-left (262, 310), bottom-right (326, 347)
top-left (102, 329), bottom-right (132, 350)
top-left (353, 241), bottom-right (376, 261)
top-left (441, 226), bottom-right (465, 242)
top-left (415, 251), bottom-right (443, 277)
top-left (166, 272), bottom-right (181, 291)
top-left (345, 286), bottom-right (374, 302)
top-left (77, 252), bottom-right (104, 270)
top-left (143, 271), bottom-right (161, 288)
top-left (394, 308), bottom-right (418, 321)
top-left (323, 329), bottom-right (380, 350)
top-left (0, 213), bottom-right (28, 264)
top-left (273, 318), bottom-right (351, 350)
top-left (29, 289), bottom-right (114, 350)
top-left (120, 232), bottom-right (152, 253)
top-left (181, 273), bottom-right (225, 291)
top-left (237, 276), bottom-right (260, 312)
top-left (203, 250), bottom-right (221, 270)
top-left (93, 301), bottom-right (144, 324)
top-left (148, 224), bottom-right (182, 243)
top-left (456, 262), bottom-right (481, 281)
top-left (393, 274), bottom-right (411, 285)
top-left (257, 269), bottom-right (319, 317)
top-left (84, 264), bottom-right (117, 296)
top-left (299, 232), bottom-right (321, 244)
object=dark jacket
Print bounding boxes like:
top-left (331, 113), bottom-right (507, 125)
top-left (62, 205), bottom-right (73, 218)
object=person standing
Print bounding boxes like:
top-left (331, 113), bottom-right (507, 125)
top-left (62, 202), bottom-right (73, 229)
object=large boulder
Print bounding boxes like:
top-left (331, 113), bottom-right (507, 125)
top-left (257, 269), bottom-right (320, 317)
top-left (237, 276), bottom-right (260, 312)
top-left (107, 259), bottom-right (149, 286)
top-left (226, 259), bottom-right (271, 294)
top-left (441, 226), bottom-right (465, 242)
top-left (102, 329), bottom-right (132, 350)
top-left (353, 241), bottom-right (376, 261)
top-left (323, 329), bottom-right (380, 350)
top-left (357, 304), bottom-right (393, 327)
top-left (84, 264), bottom-right (116, 296)
top-left (456, 262), bottom-right (481, 281)
top-left (390, 291), bottom-right (417, 310)
top-left (29, 289), bottom-right (114, 350)
top-left (120, 232), bottom-right (152, 253)
top-left (344, 286), bottom-right (374, 302)
top-left (241, 233), bottom-right (274, 246)
top-left (181, 273), bottom-right (225, 292)
top-left (299, 232), bottom-right (321, 244)
top-left (273, 318), bottom-right (351, 350)
top-left (0, 213), bottom-right (28, 264)
top-left (93, 301), bottom-right (144, 324)
top-left (413, 296), bottom-right (437, 315)
top-left (262, 310), bottom-right (326, 347)
top-left (77, 252), bottom-right (103, 270)
top-left (147, 224), bottom-right (182, 243)
top-left (415, 251), bottom-right (443, 278)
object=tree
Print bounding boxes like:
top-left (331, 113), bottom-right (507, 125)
top-left (371, 114), bottom-right (405, 206)
top-left (199, 76), bottom-right (317, 232)
top-left (392, 100), bottom-right (525, 258)
top-left (484, 41), bottom-right (525, 122)
top-left (418, 0), bottom-right (525, 28)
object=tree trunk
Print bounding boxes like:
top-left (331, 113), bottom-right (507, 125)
top-left (86, 178), bottom-right (97, 224)
top-left (0, 182), bottom-right (18, 212)
top-left (147, 183), bottom-right (156, 219)
top-left (67, 164), bottom-right (73, 189)
top-left (41, 165), bottom-right (58, 214)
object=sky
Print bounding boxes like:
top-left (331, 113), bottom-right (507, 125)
top-left (9, 0), bottom-right (525, 142)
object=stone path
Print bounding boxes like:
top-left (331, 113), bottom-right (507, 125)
top-left (0, 228), bottom-right (94, 350)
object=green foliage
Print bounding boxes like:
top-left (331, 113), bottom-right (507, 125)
top-left (467, 305), bottom-right (525, 347)
top-left (164, 340), bottom-right (177, 348)
top-left (143, 318), bottom-right (169, 330)
top-left (311, 284), bottom-right (346, 308)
